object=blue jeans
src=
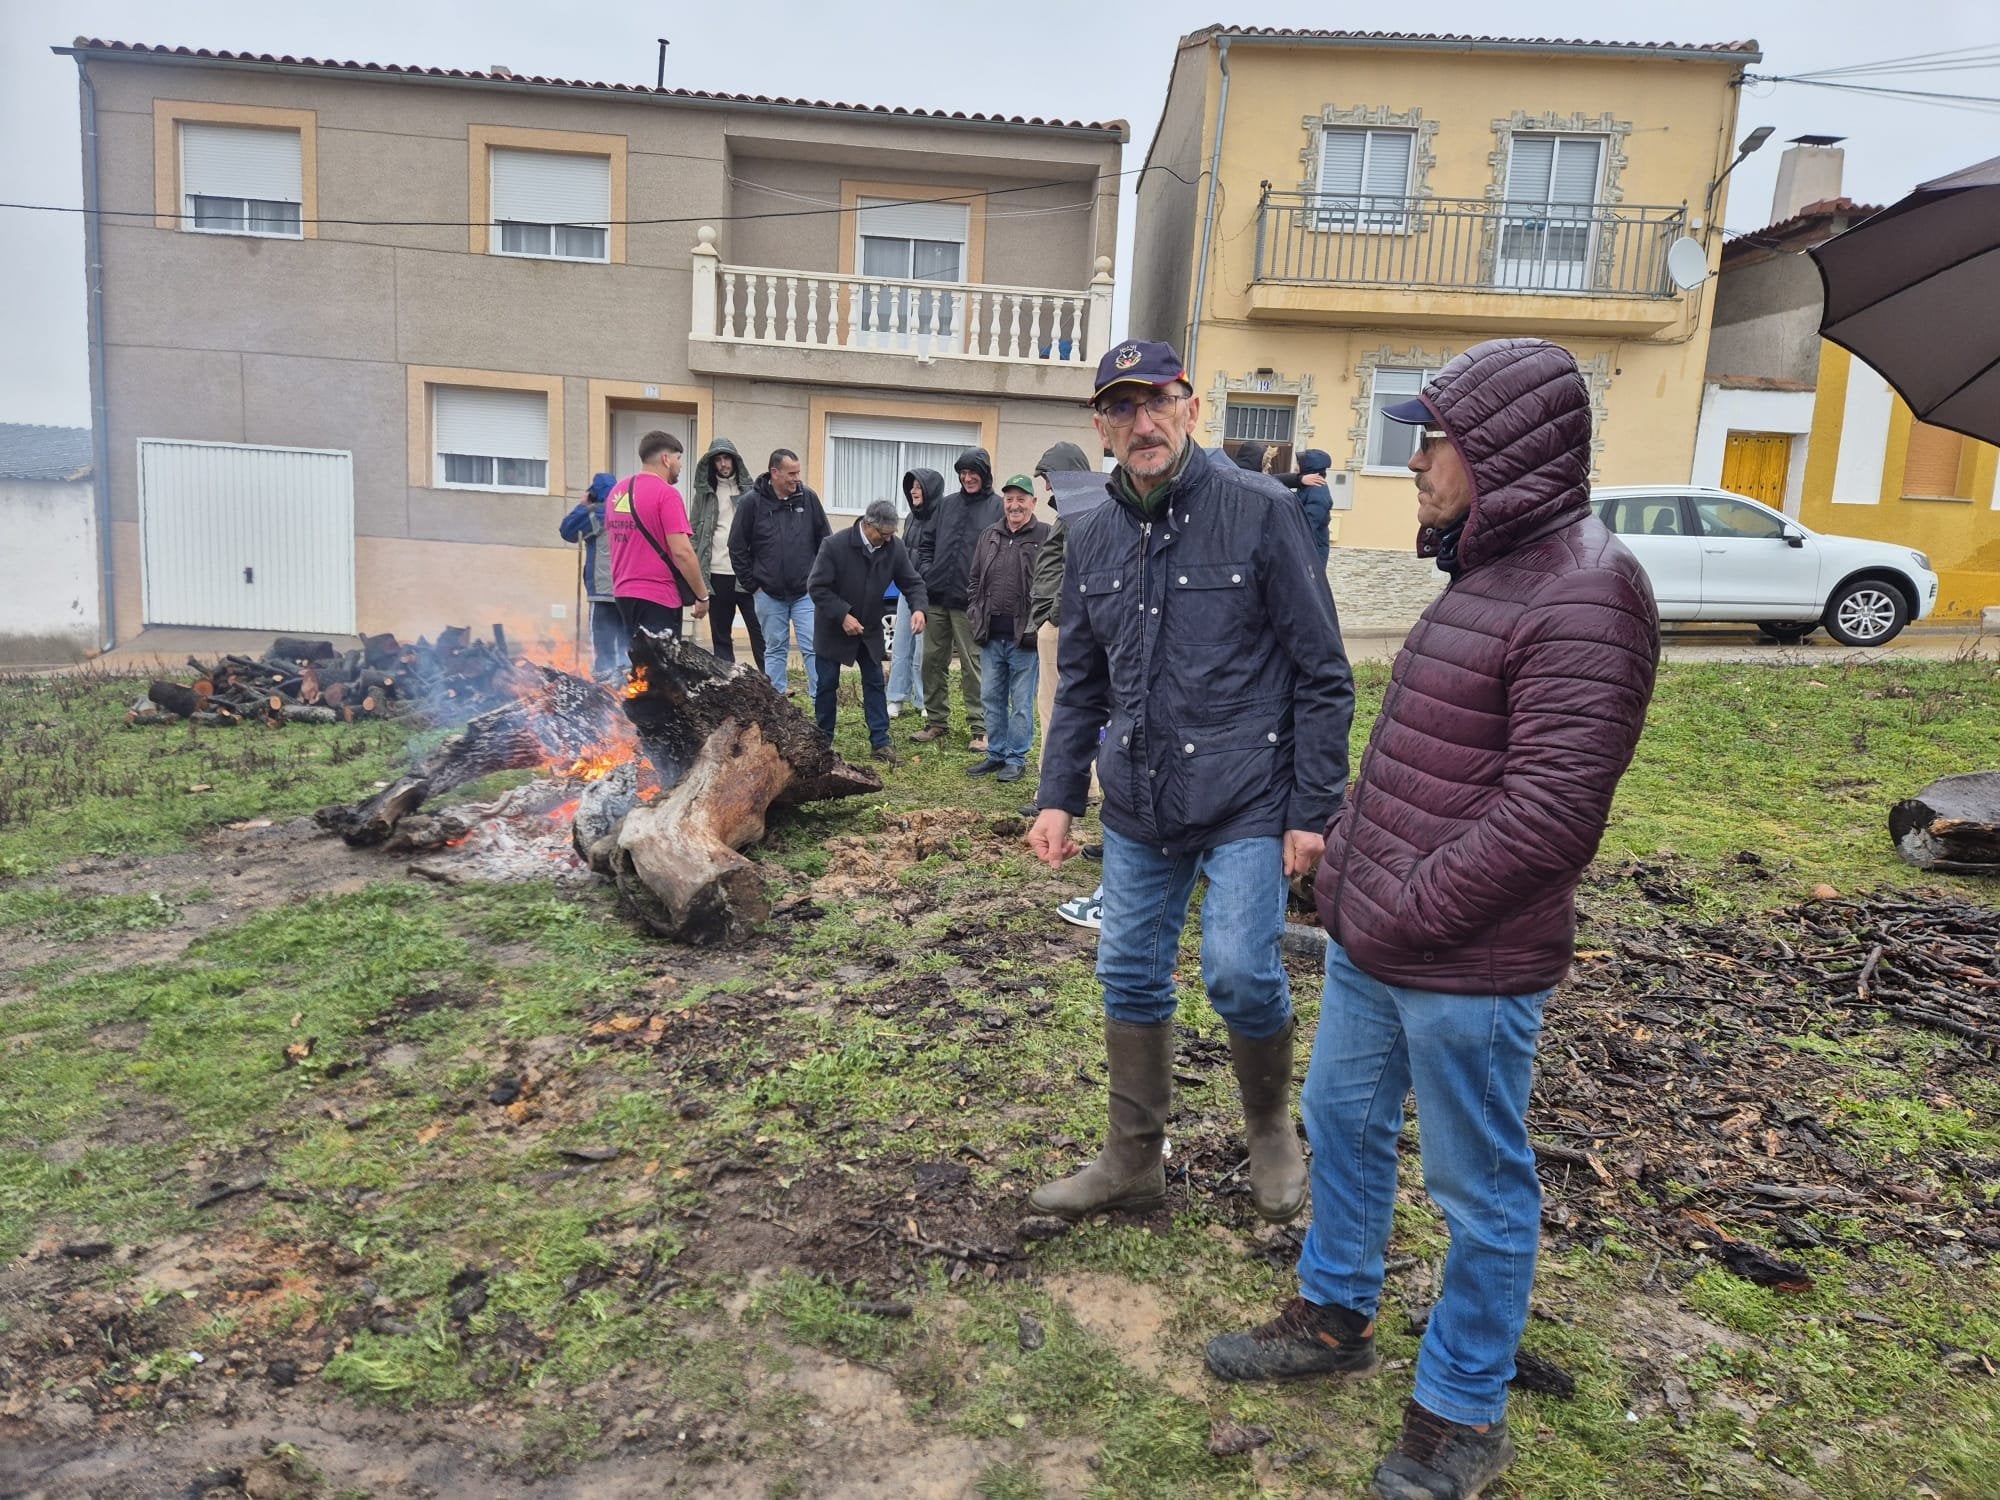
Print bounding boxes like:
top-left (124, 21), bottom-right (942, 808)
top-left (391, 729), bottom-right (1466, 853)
top-left (1096, 828), bottom-right (1291, 1041)
top-left (754, 593), bottom-right (815, 693)
top-left (979, 636), bottom-right (1039, 768)
top-left (1297, 940), bottom-right (1551, 1427)
top-left (887, 596), bottom-right (917, 706)
top-left (814, 650), bottom-right (890, 750)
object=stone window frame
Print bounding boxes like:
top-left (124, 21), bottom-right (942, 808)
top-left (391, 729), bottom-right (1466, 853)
top-left (1203, 371), bottom-right (1319, 451)
top-left (1345, 344), bottom-right (1613, 477)
top-left (1486, 111), bottom-right (1634, 289)
top-left (1297, 104), bottom-right (1440, 230)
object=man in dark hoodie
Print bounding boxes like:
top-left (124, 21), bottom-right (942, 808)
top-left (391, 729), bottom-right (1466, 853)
top-left (888, 468), bottom-right (943, 718)
top-left (911, 448), bottom-right (1001, 750)
top-left (729, 449), bottom-right (830, 693)
top-left (689, 437), bottom-right (764, 666)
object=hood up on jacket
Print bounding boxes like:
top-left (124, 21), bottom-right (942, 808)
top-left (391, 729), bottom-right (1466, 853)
top-left (901, 467), bottom-right (944, 514)
top-left (1414, 338), bottom-right (1593, 574)
top-left (1295, 448), bottom-right (1332, 475)
top-left (1233, 440), bottom-right (1270, 473)
top-left (694, 437), bottom-right (746, 497)
top-left (1035, 440), bottom-right (1107, 519)
top-left (951, 447), bottom-right (994, 495)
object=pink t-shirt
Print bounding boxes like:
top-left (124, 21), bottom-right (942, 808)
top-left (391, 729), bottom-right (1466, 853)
top-left (606, 472), bottom-right (692, 608)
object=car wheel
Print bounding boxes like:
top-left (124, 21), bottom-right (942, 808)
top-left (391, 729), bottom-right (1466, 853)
top-left (1821, 580), bottom-right (1909, 647)
top-left (1756, 621), bottom-right (1814, 645)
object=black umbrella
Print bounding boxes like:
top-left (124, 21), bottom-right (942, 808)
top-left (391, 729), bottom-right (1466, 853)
top-left (1811, 153), bottom-right (2000, 445)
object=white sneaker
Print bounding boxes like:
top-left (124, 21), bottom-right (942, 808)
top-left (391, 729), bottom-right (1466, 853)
top-left (1056, 895), bottom-right (1103, 931)
top-left (887, 702), bottom-right (902, 719)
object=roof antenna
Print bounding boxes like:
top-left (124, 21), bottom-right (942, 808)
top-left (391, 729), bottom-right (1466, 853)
top-left (656, 38), bottom-right (669, 90)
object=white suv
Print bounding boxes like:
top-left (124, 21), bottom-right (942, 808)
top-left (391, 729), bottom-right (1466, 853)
top-left (1595, 485), bottom-right (1939, 647)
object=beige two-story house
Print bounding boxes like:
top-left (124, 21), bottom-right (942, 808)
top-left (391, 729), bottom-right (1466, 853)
top-left (59, 38), bottom-right (1123, 646)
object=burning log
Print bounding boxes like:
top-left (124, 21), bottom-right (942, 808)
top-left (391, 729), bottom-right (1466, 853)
top-left (316, 663), bottom-right (621, 845)
top-left (1891, 773), bottom-right (2000, 874)
top-left (596, 630), bottom-right (881, 943)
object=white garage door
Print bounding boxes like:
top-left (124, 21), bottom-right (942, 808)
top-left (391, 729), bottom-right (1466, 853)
top-left (139, 439), bottom-right (356, 633)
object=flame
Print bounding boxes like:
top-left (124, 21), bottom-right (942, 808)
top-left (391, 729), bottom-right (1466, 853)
top-left (548, 798), bottom-right (581, 823)
top-left (622, 666), bottom-right (649, 700)
top-left (562, 749), bottom-right (626, 782)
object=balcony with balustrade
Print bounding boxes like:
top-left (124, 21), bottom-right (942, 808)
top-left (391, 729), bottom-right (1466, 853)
top-left (1249, 189), bottom-right (1694, 334)
top-left (687, 226), bottom-right (1114, 400)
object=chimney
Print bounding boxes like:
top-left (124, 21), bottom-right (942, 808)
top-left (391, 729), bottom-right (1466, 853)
top-left (1771, 136), bottom-right (1846, 222)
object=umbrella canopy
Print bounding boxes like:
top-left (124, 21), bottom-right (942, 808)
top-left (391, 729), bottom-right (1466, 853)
top-left (1811, 154), bottom-right (2000, 445)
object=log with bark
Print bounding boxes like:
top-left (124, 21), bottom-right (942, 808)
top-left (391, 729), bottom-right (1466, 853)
top-left (594, 629), bottom-right (880, 943)
top-left (316, 663), bottom-right (620, 845)
top-left (1890, 772), bottom-right (2000, 874)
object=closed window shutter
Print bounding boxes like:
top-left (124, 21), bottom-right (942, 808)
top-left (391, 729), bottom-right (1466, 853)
top-left (1363, 133), bottom-right (1414, 198)
top-left (1903, 422), bottom-right (1965, 497)
top-left (491, 149), bottom-right (610, 226)
top-left (826, 414), bottom-right (980, 445)
top-left (435, 387), bottom-right (548, 461)
top-left (1504, 135), bottom-right (1555, 203)
top-left (1318, 130), bottom-right (1366, 196)
top-left (1551, 139), bottom-right (1603, 208)
top-left (854, 198), bottom-right (970, 244)
top-left (181, 123), bottom-right (301, 202)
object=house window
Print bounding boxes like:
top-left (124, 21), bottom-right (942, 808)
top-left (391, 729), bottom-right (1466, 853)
top-left (825, 413), bottom-right (981, 518)
top-left (1222, 401), bottom-right (1297, 470)
top-left (1902, 422), bottom-right (1967, 498)
top-left (1497, 135), bottom-right (1605, 290)
top-left (434, 386), bottom-right (549, 492)
top-left (1314, 128), bottom-right (1414, 231)
top-left (180, 123), bottom-right (302, 237)
top-left (854, 199), bottom-right (970, 345)
top-left (490, 148), bottom-right (611, 262)
top-left (1364, 368), bottom-right (1434, 469)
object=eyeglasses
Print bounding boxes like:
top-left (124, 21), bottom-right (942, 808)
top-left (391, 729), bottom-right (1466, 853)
top-left (1094, 390), bottom-right (1189, 427)
top-left (1417, 428), bottom-right (1451, 456)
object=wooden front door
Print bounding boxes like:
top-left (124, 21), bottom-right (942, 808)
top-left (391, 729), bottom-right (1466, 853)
top-left (1721, 431), bottom-right (1791, 510)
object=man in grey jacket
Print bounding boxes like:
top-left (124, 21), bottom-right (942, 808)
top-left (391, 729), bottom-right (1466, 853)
top-left (1027, 340), bottom-right (1353, 1226)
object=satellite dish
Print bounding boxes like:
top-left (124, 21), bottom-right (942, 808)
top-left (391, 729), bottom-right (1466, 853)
top-left (1667, 236), bottom-right (1710, 291)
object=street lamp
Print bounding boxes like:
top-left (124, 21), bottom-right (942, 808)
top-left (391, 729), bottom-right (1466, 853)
top-left (1704, 125), bottom-right (1777, 222)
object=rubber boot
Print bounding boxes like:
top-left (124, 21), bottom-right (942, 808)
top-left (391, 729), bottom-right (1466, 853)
top-left (1029, 1018), bottom-right (1172, 1219)
top-left (1229, 1020), bottom-right (1308, 1222)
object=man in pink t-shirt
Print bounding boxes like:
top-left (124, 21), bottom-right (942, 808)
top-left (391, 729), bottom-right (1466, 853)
top-left (606, 430), bottom-right (711, 643)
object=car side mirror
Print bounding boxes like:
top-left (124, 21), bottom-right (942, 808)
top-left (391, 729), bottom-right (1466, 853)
top-left (1783, 529), bottom-right (1805, 549)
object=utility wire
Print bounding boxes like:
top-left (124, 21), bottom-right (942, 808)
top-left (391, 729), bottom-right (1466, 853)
top-left (1790, 43), bottom-right (2000, 80)
top-left (0, 159), bottom-right (1199, 230)
top-left (1745, 73), bottom-right (2000, 112)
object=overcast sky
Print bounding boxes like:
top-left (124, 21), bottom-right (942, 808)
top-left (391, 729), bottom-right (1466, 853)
top-left (2, 0), bottom-right (1992, 427)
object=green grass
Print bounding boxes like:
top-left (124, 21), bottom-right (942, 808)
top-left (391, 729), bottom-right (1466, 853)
top-left (4, 656), bottom-right (1999, 1495)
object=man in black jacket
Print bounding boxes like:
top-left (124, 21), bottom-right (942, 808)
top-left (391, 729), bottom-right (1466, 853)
top-left (807, 500), bottom-right (927, 764)
top-left (1026, 340), bottom-right (1354, 1226)
top-left (911, 448), bottom-right (1001, 750)
top-left (728, 449), bottom-right (830, 693)
top-left (965, 476), bottom-right (1052, 784)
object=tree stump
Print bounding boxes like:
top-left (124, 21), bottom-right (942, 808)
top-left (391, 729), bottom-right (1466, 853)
top-left (1890, 772), bottom-right (2000, 874)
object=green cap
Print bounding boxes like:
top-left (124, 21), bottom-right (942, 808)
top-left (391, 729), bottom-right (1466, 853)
top-left (1001, 473), bottom-right (1036, 495)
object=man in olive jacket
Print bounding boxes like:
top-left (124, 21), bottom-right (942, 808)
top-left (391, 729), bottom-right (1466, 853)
top-left (807, 500), bottom-right (926, 763)
top-left (1027, 340), bottom-right (1353, 1231)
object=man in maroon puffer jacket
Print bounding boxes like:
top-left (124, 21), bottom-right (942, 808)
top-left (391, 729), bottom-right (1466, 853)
top-left (1205, 339), bottom-right (1658, 1500)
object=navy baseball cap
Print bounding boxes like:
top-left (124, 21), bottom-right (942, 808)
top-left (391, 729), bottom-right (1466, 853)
top-left (1381, 394), bottom-right (1434, 425)
top-left (1092, 339), bottom-right (1189, 403)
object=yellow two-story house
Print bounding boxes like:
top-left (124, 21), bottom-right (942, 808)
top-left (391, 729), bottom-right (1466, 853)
top-left (1130, 27), bottom-right (1760, 566)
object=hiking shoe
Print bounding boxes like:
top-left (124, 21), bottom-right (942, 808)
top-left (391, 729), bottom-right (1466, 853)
top-left (910, 725), bottom-right (949, 743)
top-left (997, 764), bottom-right (1024, 783)
top-left (1204, 1298), bottom-right (1379, 1383)
top-left (1056, 895), bottom-right (1104, 931)
top-left (968, 736), bottom-right (990, 753)
top-left (965, 758), bottom-right (1005, 777)
top-left (871, 744), bottom-right (900, 765)
top-left (1370, 1401), bottom-right (1516, 1500)
top-left (1017, 802), bottom-right (1041, 818)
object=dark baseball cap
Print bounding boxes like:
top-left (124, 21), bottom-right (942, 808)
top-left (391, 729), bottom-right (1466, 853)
top-left (1381, 395), bottom-right (1434, 424)
top-left (1091, 340), bottom-right (1189, 403)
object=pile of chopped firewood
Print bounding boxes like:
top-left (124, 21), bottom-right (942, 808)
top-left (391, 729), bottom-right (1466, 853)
top-left (126, 626), bottom-right (528, 729)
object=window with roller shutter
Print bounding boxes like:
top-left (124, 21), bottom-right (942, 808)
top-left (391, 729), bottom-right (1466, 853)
top-left (490, 148), bottom-right (611, 262)
top-left (1496, 135), bottom-right (1605, 290)
top-left (180, 123), bottom-right (303, 237)
top-left (434, 386), bottom-right (550, 492)
top-left (1312, 128), bottom-right (1414, 232)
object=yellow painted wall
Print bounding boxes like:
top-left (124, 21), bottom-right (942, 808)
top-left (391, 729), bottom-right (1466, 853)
top-left (1178, 40), bottom-right (1746, 552)
top-left (1799, 347), bottom-right (2000, 620)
